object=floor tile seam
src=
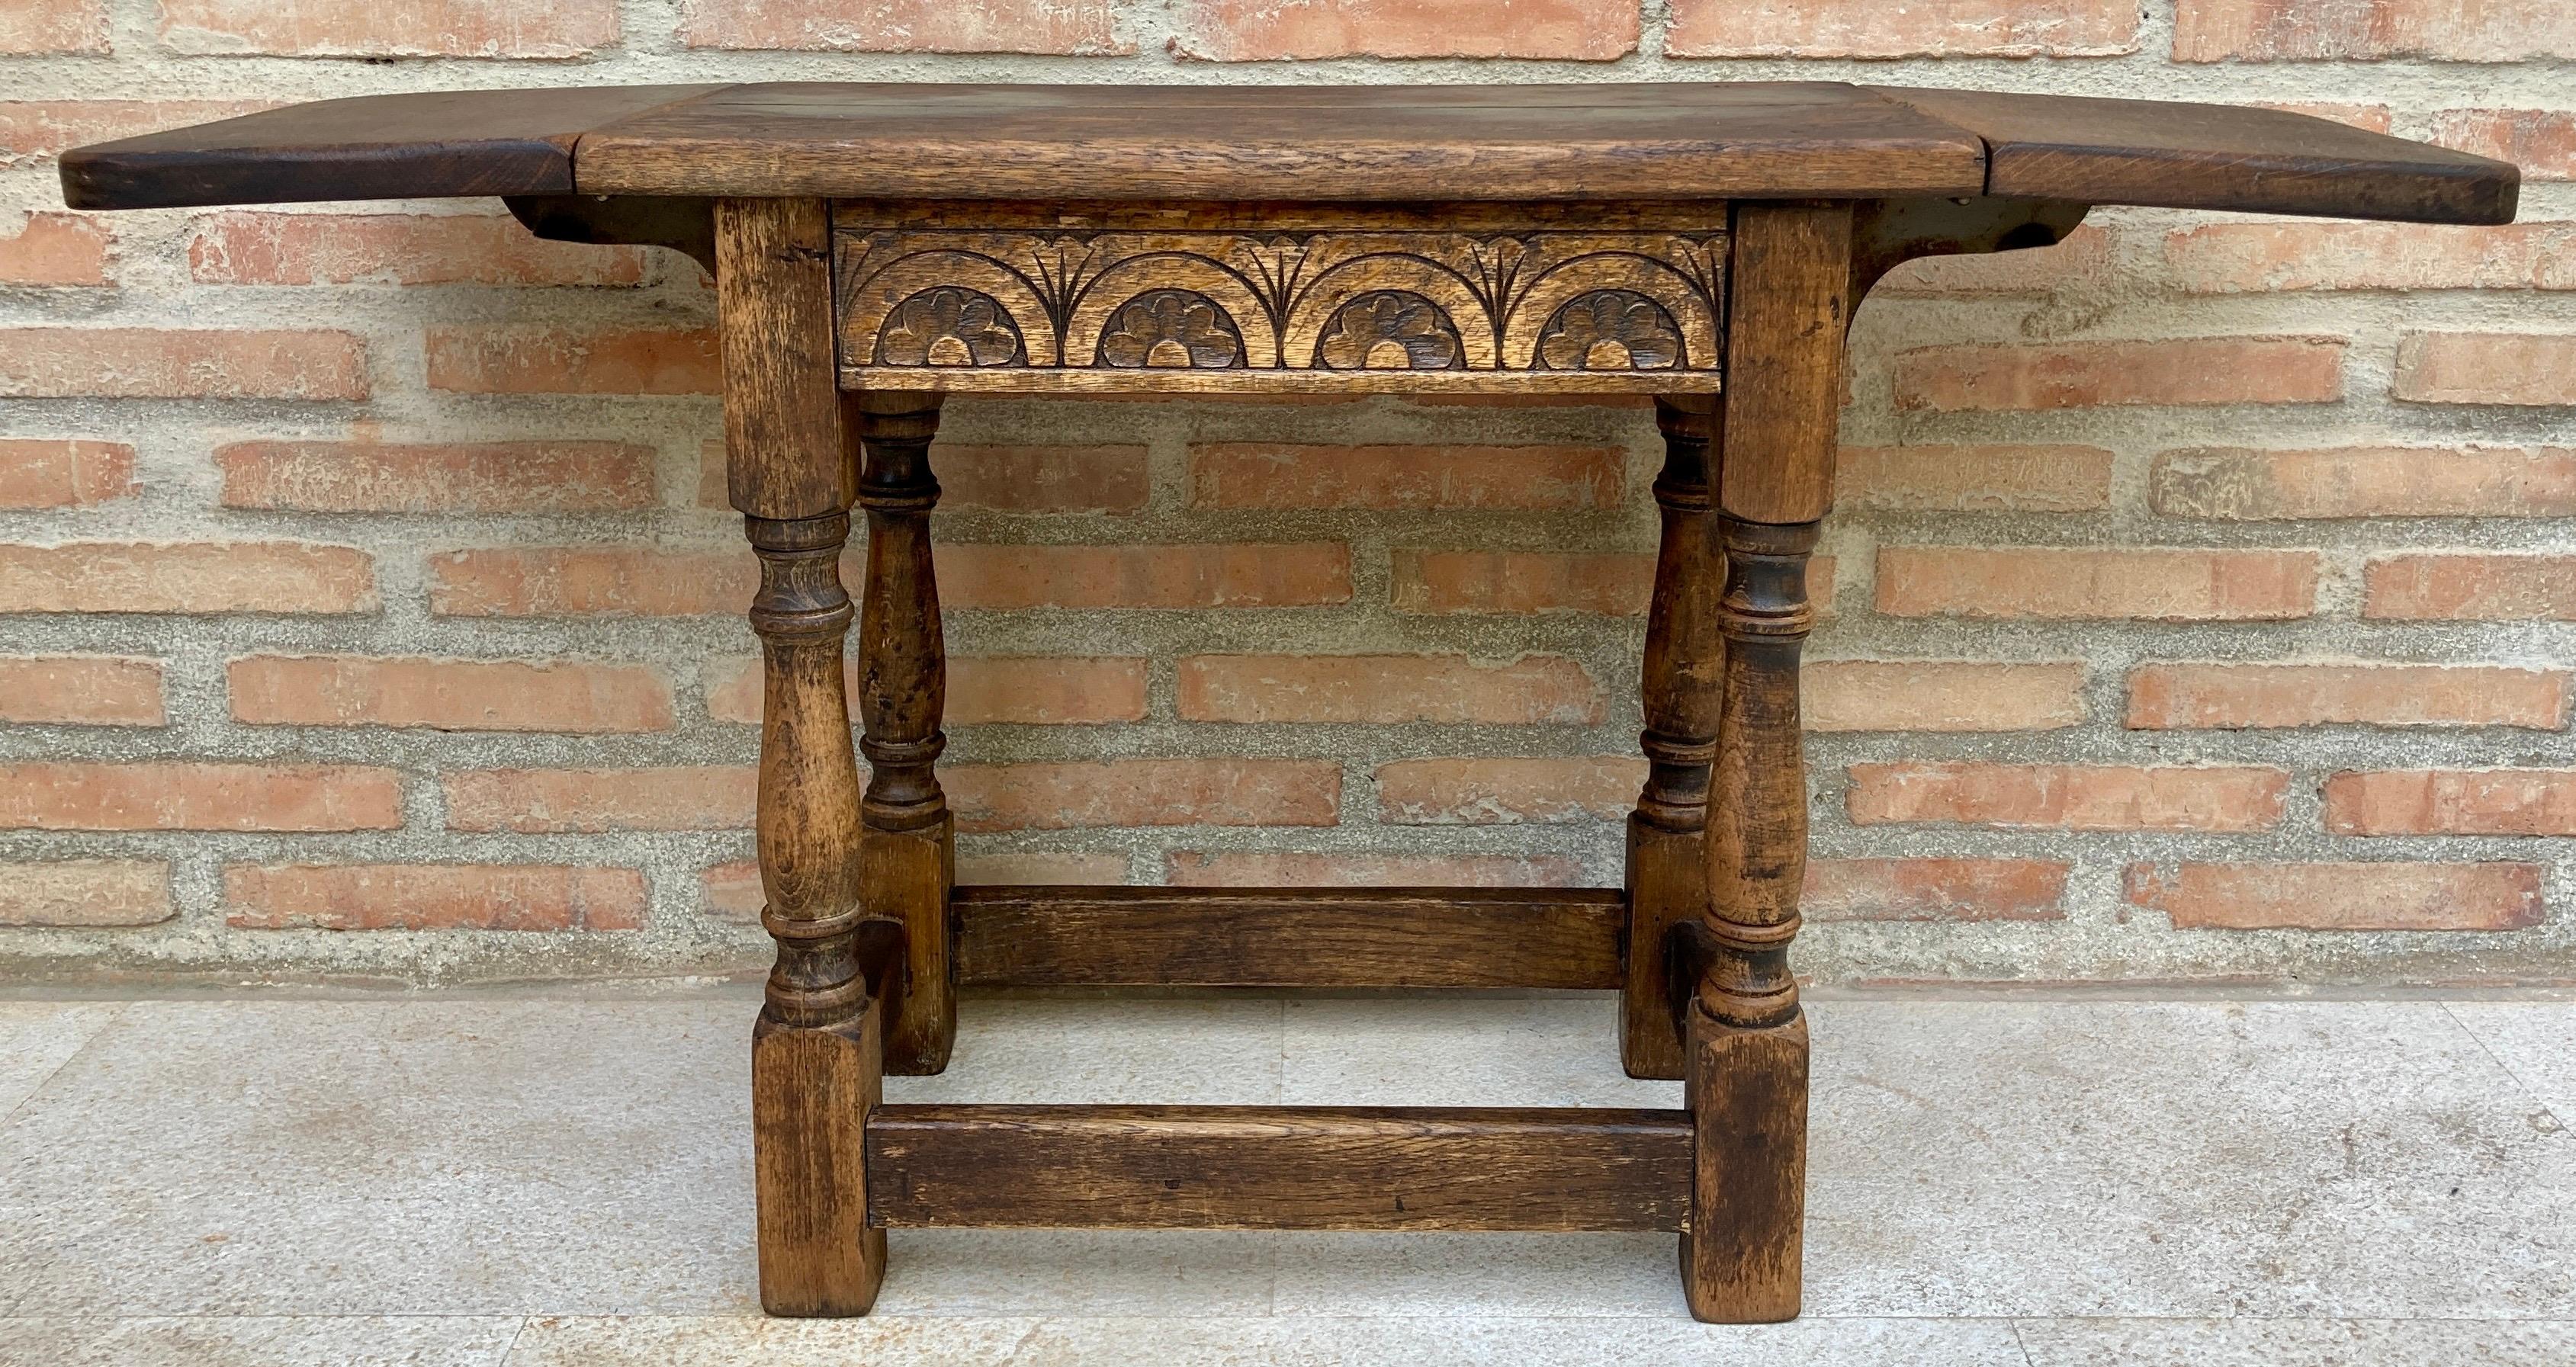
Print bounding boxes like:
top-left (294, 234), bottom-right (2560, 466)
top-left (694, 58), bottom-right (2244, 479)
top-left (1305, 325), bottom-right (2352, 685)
top-left (0, 1314), bottom-right (532, 1323)
top-left (2438, 1000), bottom-right (2572, 1136)
top-left (494, 1317), bottom-right (532, 1367)
top-left (13, 1313), bottom-right (2576, 1324)
top-left (0, 1003), bottom-right (126, 1131)
top-left (5, 985), bottom-right (2576, 1006)
top-left (2006, 1314), bottom-right (2576, 1324)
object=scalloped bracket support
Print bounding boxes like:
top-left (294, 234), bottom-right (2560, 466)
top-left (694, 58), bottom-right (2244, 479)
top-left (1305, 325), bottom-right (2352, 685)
top-left (1846, 195), bottom-right (2091, 316)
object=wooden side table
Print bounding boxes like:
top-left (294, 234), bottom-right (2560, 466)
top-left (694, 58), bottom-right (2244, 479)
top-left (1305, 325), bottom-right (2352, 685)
top-left (63, 82), bottom-right (2518, 1323)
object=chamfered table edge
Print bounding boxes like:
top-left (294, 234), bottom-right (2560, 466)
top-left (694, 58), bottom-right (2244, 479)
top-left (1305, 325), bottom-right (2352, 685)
top-left (56, 80), bottom-right (2519, 226)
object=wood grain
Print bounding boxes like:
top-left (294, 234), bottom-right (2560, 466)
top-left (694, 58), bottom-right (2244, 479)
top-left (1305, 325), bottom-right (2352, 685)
top-left (63, 82), bottom-right (2520, 227)
top-left (59, 85), bottom-right (724, 210)
top-left (1848, 195), bottom-right (2089, 316)
top-left (1682, 1014), bottom-right (1807, 1322)
top-left (1678, 211), bottom-right (1845, 1319)
top-left (850, 391), bottom-right (955, 1077)
top-left (1624, 395), bottom-right (1722, 1081)
top-left (1875, 85), bottom-right (2518, 225)
top-left (576, 82), bottom-right (1985, 202)
top-left (753, 1003), bottom-right (884, 1316)
top-left (1718, 203), bottom-right (1852, 526)
top-left (868, 1105), bottom-right (1692, 1231)
top-left (744, 510), bottom-right (880, 1316)
top-left (507, 193), bottom-right (717, 276)
top-left (951, 885), bottom-right (1626, 990)
top-left (718, 199), bottom-right (850, 520)
top-left (729, 197), bottom-right (884, 1314)
top-left (833, 215), bottom-right (1726, 394)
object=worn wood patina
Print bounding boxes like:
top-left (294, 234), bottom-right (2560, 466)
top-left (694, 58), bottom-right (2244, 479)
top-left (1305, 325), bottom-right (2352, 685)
top-left (61, 80), bottom-right (2520, 1324)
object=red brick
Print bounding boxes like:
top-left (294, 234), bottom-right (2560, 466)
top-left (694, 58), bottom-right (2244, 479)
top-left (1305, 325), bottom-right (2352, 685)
top-left (946, 759), bottom-right (1341, 832)
top-left (2166, 221), bottom-right (2576, 292)
top-left (2173, 0), bottom-right (2576, 60)
top-left (2365, 554), bottom-right (2576, 621)
top-left (219, 440), bottom-right (656, 514)
top-left (447, 543), bottom-right (1343, 618)
top-left (2430, 108), bottom-right (2576, 181)
top-left (1175, 0), bottom-right (1636, 59)
top-left (1804, 858), bottom-right (2070, 923)
top-left (0, 542), bottom-right (377, 614)
top-left (681, 0), bottom-right (1123, 53)
top-left (1807, 660), bottom-right (2086, 733)
top-left (2152, 445), bottom-right (2576, 520)
top-left (1373, 756), bottom-right (1646, 825)
top-left (429, 549), bottom-right (751, 618)
top-left (0, 211), bottom-right (110, 284)
top-left (1875, 547), bottom-right (2318, 621)
top-left (161, 0), bottom-right (615, 55)
top-left (1179, 653), bottom-right (1601, 725)
top-left (1895, 337), bottom-right (2343, 412)
top-left (0, 861), bottom-right (172, 928)
top-left (702, 850), bottom-right (1134, 919)
top-left (188, 212), bottom-right (647, 287)
top-left (705, 654), bottom-right (1149, 725)
top-left (958, 852), bottom-right (1133, 884)
top-left (0, 0), bottom-right (105, 52)
top-left (1392, 550), bottom-right (1836, 616)
top-left (1671, 0), bottom-right (2133, 56)
top-left (1393, 550), bottom-right (1652, 616)
top-left (2125, 862), bottom-right (2544, 932)
top-left (1837, 444), bottom-right (2113, 512)
top-left (0, 328), bottom-right (366, 400)
top-left (943, 655), bottom-right (1151, 725)
top-left (700, 844), bottom-right (1133, 921)
top-left (697, 439), bottom-right (1149, 512)
top-left (1190, 443), bottom-right (1622, 511)
top-left (426, 327), bottom-right (718, 396)
top-left (695, 441), bottom-right (728, 509)
top-left (224, 864), bottom-right (644, 931)
top-left (2130, 663), bottom-right (2569, 730)
top-left (1871, 225), bottom-right (2116, 296)
top-left (0, 439), bottom-right (135, 509)
top-left (0, 656), bottom-right (163, 726)
top-left (940, 543), bottom-right (1352, 609)
top-left (1848, 762), bottom-right (2288, 832)
top-left (2250, 101), bottom-right (2393, 133)
top-left (444, 767), bottom-right (756, 833)
top-left (938, 443), bottom-right (1151, 514)
top-left (230, 656), bottom-right (674, 733)
top-left (2324, 769), bottom-right (2576, 836)
top-left (2394, 333), bottom-right (2576, 406)
top-left (699, 861), bottom-right (766, 920)
top-left (0, 101), bottom-right (273, 162)
top-left (1167, 851), bottom-right (1585, 887)
top-left (0, 762), bottom-right (401, 831)
top-left (1405, 393), bottom-right (1651, 411)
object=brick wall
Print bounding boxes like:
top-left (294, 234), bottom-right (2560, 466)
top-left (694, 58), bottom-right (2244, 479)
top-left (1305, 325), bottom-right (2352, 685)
top-left (1, 0), bottom-right (2569, 987)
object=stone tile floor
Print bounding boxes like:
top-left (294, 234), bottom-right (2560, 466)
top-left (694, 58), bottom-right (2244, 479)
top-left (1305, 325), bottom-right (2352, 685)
top-left (0, 988), bottom-right (2569, 1365)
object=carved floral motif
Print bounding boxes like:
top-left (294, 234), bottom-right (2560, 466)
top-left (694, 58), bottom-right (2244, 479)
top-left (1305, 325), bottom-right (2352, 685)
top-left (875, 287), bottom-right (1023, 367)
top-left (1097, 290), bottom-right (1244, 369)
top-left (835, 220), bottom-right (1724, 387)
top-left (1314, 290), bottom-right (1465, 371)
top-left (1535, 290), bottom-right (1683, 371)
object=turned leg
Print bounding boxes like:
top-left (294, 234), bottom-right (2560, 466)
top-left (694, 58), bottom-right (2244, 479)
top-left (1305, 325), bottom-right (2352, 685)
top-left (1684, 515), bottom-right (1819, 1323)
top-left (718, 197), bottom-right (882, 1316)
top-left (747, 511), bottom-right (883, 1315)
top-left (852, 390), bottom-right (956, 1077)
top-left (1682, 201), bottom-right (1852, 1324)
top-left (1623, 395), bottom-right (1722, 1080)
